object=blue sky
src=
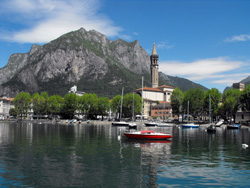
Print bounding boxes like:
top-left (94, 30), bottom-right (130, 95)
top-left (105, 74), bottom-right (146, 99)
top-left (0, 0), bottom-right (250, 92)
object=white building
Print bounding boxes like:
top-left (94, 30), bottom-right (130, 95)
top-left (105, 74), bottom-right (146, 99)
top-left (0, 97), bottom-right (14, 119)
top-left (68, 85), bottom-right (85, 96)
top-left (135, 85), bottom-right (175, 118)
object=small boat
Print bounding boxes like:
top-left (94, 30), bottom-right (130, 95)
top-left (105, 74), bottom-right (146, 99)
top-left (112, 121), bottom-right (129, 126)
top-left (206, 95), bottom-right (216, 133)
top-left (128, 122), bottom-right (137, 129)
top-left (181, 123), bottom-right (199, 128)
top-left (124, 130), bottom-right (172, 140)
top-left (207, 124), bottom-right (216, 133)
top-left (227, 124), bottom-right (240, 129)
top-left (216, 119), bottom-right (224, 127)
top-left (144, 121), bottom-right (157, 126)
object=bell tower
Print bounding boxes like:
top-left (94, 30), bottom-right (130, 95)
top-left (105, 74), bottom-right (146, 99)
top-left (150, 42), bottom-right (159, 88)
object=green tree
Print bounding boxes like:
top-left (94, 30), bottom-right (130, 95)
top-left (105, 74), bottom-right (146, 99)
top-left (170, 88), bottom-right (184, 119)
top-left (122, 93), bottom-right (142, 119)
top-left (87, 93), bottom-right (99, 119)
top-left (220, 89), bottom-right (241, 123)
top-left (204, 88), bottom-right (221, 121)
top-left (48, 95), bottom-right (63, 119)
top-left (14, 92), bottom-right (31, 120)
top-left (183, 88), bottom-right (205, 120)
top-left (40, 91), bottom-right (49, 115)
top-left (9, 108), bottom-right (17, 117)
top-left (61, 93), bottom-right (79, 119)
top-left (110, 95), bottom-right (122, 119)
top-left (32, 93), bottom-right (45, 118)
top-left (97, 97), bottom-right (110, 120)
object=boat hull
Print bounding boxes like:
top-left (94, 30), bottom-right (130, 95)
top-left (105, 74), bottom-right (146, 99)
top-left (144, 122), bottom-right (157, 126)
top-left (227, 124), bottom-right (240, 129)
top-left (124, 132), bottom-right (172, 140)
top-left (112, 121), bottom-right (129, 126)
top-left (182, 124), bottom-right (199, 128)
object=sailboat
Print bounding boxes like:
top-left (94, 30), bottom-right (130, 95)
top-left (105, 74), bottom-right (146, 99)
top-left (128, 92), bottom-right (137, 129)
top-left (206, 95), bottom-right (216, 133)
top-left (112, 87), bottom-right (129, 126)
top-left (181, 101), bottom-right (199, 128)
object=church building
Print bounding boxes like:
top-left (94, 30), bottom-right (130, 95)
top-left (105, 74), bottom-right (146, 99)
top-left (135, 43), bottom-right (175, 119)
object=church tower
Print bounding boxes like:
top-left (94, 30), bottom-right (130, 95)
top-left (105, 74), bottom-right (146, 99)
top-left (150, 42), bottom-right (159, 88)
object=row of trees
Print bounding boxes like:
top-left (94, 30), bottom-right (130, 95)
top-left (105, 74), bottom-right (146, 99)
top-left (171, 85), bottom-right (250, 123)
top-left (11, 91), bottom-right (142, 120)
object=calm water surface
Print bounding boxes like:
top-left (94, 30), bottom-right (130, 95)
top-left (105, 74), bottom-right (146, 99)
top-left (0, 121), bottom-right (250, 187)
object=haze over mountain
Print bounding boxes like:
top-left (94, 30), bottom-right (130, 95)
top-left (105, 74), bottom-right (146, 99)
top-left (0, 28), bottom-right (207, 98)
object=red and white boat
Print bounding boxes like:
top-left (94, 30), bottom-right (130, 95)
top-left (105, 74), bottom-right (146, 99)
top-left (124, 130), bottom-right (172, 140)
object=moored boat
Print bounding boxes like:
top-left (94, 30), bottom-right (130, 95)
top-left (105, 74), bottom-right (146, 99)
top-left (182, 123), bottom-right (199, 128)
top-left (144, 121), bottom-right (157, 126)
top-left (124, 130), bottom-right (172, 140)
top-left (207, 124), bottom-right (216, 133)
top-left (227, 124), bottom-right (240, 129)
top-left (215, 119), bottom-right (224, 127)
top-left (128, 122), bottom-right (137, 128)
top-left (112, 121), bottom-right (129, 126)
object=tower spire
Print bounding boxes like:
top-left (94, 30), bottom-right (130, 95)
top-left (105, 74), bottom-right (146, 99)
top-left (150, 43), bottom-right (159, 88)
top-left (152, 42), bottom-right (157, 55)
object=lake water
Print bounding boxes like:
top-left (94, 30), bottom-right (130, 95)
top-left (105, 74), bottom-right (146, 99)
top-left (0, 121), bottom-right (250, 188)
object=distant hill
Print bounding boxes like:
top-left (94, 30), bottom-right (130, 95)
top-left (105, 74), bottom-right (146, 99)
top-left (0, 28), bottom-right (207, 98)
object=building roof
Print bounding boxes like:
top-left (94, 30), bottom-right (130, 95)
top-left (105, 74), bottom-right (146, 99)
top-left (157, 85), bottom-right (175, 89)
top-left (0, 97), bottom-right (14, 102)
top-left (152, 42), bottom-right (157, 55)
top-left (135, 87), bottom-right (163, 93)
top-left (135, 85), bottom-right (174, 93)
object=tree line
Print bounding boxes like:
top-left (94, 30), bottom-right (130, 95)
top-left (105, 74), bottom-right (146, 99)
top-left (171, 85), bottom-right (250, 123)
top-left (10, 91), bottom-right (142, 120)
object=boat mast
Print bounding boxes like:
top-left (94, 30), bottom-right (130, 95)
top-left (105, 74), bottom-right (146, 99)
top-left (187, 101), bottom-right (189, 121)
top-left (132, 92), bottom-right (135, 122)
top-left (120, 87), bottom-right (124, 121)
top-left (209, 95), bottom-right (211, 124)
top-left (141, 76), bottom-right (144, 124)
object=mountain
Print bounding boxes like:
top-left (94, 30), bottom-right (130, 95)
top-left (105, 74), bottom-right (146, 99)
top-left (0, 28), bottom-right (207, 98)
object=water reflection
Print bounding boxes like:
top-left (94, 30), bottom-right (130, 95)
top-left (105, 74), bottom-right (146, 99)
top-left (0, 122), bottom-right (250, 187)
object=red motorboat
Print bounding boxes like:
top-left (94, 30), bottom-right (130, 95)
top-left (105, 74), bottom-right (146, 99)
top-left (124, 130), bottom-right (172, 140)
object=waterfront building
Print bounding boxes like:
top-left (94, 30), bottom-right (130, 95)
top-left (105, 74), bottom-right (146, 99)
top-left (0, 97), bottom-right (14, 119)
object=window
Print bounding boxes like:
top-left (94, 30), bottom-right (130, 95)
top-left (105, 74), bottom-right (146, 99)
top-left (242, 114), bottom-right (244, 119)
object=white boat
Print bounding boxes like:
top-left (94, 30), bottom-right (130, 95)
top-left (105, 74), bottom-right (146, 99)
top-left (182, 101), bottom-right (199, 128)
top-left (182, 123), bottom-right (199, 128)
top-left (128, 122), bottom-right (137, 128)
top-left (112, 121), bottom-right (129, 126)
top-left (206, 95), bottom-right (216, 133)
top-left (216, 119), bottom-right (224, 127)
top-left (112, 87), bottom-right (129, 127)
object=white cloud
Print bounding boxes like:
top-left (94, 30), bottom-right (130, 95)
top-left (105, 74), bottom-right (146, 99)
top-left (159, 57), bottom-right (250, 87)
top-left (0, 0), bottom-right (122, 43)
top-left (225, 34), bottom-right (250, 42)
